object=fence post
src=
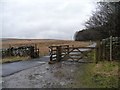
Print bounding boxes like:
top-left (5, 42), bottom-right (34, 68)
top-left (105, 40), bottom-right (108, 60)
top-left (35, 44), bottom-right (37, 49)
top-left (100, 42), bottom-right (102, 60)
top-left (65, 45), bottom-right (69, 60)
top-left (102, 41), bottom-right (105, 60)
top-left (56, 46), bottom-right (62, 62)
top-left (8, 44), bottom-right (11, 56)
top-left (48, 46), bottom-right (54, 64)
top-left (67, 45), bottom-right (69, 55)
top-left (50, 47), bottom-right (53, 61)
top-left (95, 41), bottom-right (101, 63)
top-left (95, 44), bottom-right (98, 63)
top-left (110, 36), bottom-right (112, 61)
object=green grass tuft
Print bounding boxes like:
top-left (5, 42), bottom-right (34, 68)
top-left (1, 56), bottom-right (30, 64)
top-left (70, 61), bottom-right (119, 88)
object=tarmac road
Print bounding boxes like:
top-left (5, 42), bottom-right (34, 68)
top-left (1, 56), bottom-right (49, 77)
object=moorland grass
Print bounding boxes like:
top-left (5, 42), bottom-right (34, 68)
top-left (71, 60), bottom-right (119, 88)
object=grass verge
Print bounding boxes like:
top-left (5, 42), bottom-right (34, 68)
top-left (72, 61), bottom-right (119, 88)
top-left (0, 56), bottom-right (30, 64)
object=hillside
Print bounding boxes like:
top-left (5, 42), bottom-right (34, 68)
top-left (1, 38), bottom-right (89, 56)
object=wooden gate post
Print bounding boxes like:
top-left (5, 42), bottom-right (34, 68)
top-left (8, 44), bottom-right (12, 56)
top-left (56, 46), bottom-right (62, 62)
top-left (48, 46), bottom-right (55, 64)
top-left (67, 45), bottom-right (69, 55)
top-left (50, 47), bottom-right (52, 61)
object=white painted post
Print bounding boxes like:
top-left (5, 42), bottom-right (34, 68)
top-left (110, 36), bottom-right (112, 61)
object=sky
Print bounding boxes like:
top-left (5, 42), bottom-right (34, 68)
top-left (1, 0), bottom-right (98, 40)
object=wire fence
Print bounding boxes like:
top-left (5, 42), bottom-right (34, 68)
top-left (100, 36), bottom-right (120, 60)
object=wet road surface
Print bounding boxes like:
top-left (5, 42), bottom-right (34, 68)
top-left (2, 61), bottom-right (86, 88)
top-left (1, 56), bottom-right (49, 77)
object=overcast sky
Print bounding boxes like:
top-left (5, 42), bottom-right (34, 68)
top-left (1, 0), bottom-right (98, 40)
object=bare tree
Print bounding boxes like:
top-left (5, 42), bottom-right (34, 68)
top-left (85, 2), bottom-right (120, 38)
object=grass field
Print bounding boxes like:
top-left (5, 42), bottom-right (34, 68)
top-left (1, 39), bottom-right (90, 63)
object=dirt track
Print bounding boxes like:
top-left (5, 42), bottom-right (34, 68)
top-left (2, 61), bottom-right (86, 88)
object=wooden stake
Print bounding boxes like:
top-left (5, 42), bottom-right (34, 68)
top-left (110, 36), bottom-right (112, 61)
